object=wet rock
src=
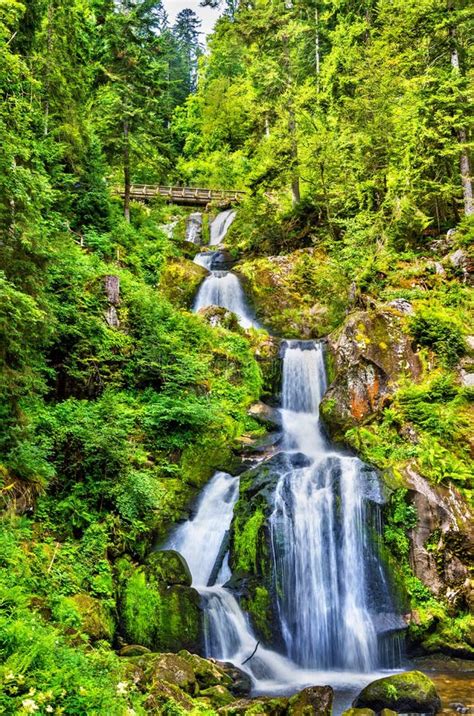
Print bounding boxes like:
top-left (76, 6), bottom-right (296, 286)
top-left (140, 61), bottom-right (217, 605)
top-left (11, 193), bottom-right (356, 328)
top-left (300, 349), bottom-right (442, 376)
top-left (288, 685), bottom-right (333, 715)
top-left (248, 401), bottom-right (282, 427)
top-left (321, 307), bottom-right (422, 436)
top-left (342, 709), bottom-right (376, 716)
top-left (214, 662), bottom-right (252, 696)
top-left (147, 550), bottom-right (192, 587)
top-left (210, 249), bottom-right (234, 271)
top-left (352, 670), bottom-right (441, 714)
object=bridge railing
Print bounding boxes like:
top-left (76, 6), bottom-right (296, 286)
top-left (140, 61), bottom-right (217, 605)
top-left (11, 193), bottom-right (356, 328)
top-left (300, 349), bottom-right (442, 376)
top-left (112, 184), bottom-right (246, 203)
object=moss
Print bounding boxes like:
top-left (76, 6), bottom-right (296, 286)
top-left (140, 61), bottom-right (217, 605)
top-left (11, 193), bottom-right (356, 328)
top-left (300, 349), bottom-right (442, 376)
top-left (118, 560), bottom-right (201, 652)
top-left (233, 508), bottom-right (266, 574)
top-left (353, 671), bottom-right (441, 714)
top-left (159, 258), bottom-right (207, 308)
top-left (243, 586), bottom-right (272, 641)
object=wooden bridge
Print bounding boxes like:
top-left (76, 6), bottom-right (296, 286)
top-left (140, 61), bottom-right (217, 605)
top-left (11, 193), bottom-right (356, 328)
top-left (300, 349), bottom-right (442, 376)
top-left (113, 184), bottom-right (246, 207)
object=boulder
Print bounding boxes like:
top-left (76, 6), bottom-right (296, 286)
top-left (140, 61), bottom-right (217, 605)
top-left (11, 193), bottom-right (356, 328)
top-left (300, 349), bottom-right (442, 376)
top-left (288, 685), bottom-right (333, 715)
top-left (66, 593), bottom-right (114, 642)
top-left (352, 670), bottom-right (441, 714)
top-left (147, 550), bottom-right (192, 587)
top-left (197, 305), bottom-right (243, 331)
top-left (248, 401), bottom-right (282, 428)
top-left (342, 709), bottom-right (376, 716)
top-left (321, 307), bottom-right (421, 436)
top-left (215, 662), bottom-right (252, 697)
top-left (159, 258), bottom-right (207, 308)
top-left (117, 558), bottom-right (202, 653)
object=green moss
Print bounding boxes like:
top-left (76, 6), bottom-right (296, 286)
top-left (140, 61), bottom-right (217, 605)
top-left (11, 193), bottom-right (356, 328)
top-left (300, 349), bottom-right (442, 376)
top-left (118, 561), bottom-right (201, 652)
top-left (159, 258), bottom-right (207, 308)
top-left (243, 586), bottom-right (272, 641)
top-left (233, 508), bottom-right (266, 573)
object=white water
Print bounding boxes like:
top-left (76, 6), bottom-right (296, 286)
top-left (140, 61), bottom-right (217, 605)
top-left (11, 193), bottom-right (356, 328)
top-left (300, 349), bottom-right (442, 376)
top-left (162, 341), bottom-right (402, 713)
top-left (210, 209), bottom-right (236, 245)
top-left (185, 212), bottom-right (203, 244)
top-left (193, 271), bottom-right (259, 329)
top-left (271, 341), bottom-right (378, 672)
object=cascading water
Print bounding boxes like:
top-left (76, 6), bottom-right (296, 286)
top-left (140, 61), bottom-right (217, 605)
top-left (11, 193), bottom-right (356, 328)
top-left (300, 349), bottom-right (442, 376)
top-left (193, 271), bottom-right (258, 329)
top-left (271, 341), bottom-right (380, 672)
top-left (210, 209), bottom-right (236, 245)
top-left (163, 210), bottom-right (404, 712)
top-left (192, 212), bottom-right (259, 329)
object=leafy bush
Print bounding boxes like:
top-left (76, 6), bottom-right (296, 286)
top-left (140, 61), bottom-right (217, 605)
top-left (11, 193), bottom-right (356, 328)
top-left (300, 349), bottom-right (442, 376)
top-left (410, 308), bottom-right (465, 367)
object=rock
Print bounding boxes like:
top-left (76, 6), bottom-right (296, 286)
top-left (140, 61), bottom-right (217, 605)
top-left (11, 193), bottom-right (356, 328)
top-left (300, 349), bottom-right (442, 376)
top-left (218, 696), bottom-right (290, 714)
top-left (118, 644), bottom-right (151, 656)
top-left (321, 307), bottom-right (422, 436)
top-left (147, 550), bottom-right (192, 587)
top-left (387, 298), bottom-right (414, 315)
top-left (104, 275), bottom-right (120, 304)
top-left (209, 250), bottom-right (234, 270)
top-left (104, 275), bottom-right (120, 327)
top-left (288, 685), bottom-right (333, 715)
top-left (404, 465), bottom-right (474, 603)
top-left (448, 249), bottom-right (473, 283)
top-left (352, 670), bottom-right (441, 714)
top-left (178, 651), bottom-right (233, 691)
top-left (117, 558), bottom-right (202, 653)
top-left (248, 401), bottom-right (282, 427)
top-left (460, 369), bottom-right (474, 388)
top-left (200, 685), bottom-right (235, 707)
top-left (159, 258), bottom-right (207, 308)
top-left (198, 305), bottom-right (243, 331)
top-left (380, 710), bottom-right (397, 716)
top-left (342, 709), bottom-right (376, 716)
top-left (214, 662), bottom-right (252, 697)
top-left (66, 593), bottom-right (114, 642)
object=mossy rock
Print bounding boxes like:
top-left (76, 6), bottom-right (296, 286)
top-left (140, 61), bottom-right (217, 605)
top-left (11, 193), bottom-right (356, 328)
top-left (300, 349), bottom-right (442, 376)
top-left (218, 696), bottom-right (289, 714)
top-left (66, 593), bottom-right (114, 642)
top-left (288, 685), bottom-right (333, 715)
top-left (353, 670), bottom-right (441, 714)
top-left (342, 709), bottom-right (376, 716)
top-left (117, 560), bottom-right (202, 652)
top-left (199, 684), bottom-right (235, 707)
top-left (147, 549), bottom-right (192, 587)
top-left (197, 305), bottom-right (243, 332)
top-left (178, 650), bottom-right (233, 691)
top-left (159, 258), bottom-right (207, 308)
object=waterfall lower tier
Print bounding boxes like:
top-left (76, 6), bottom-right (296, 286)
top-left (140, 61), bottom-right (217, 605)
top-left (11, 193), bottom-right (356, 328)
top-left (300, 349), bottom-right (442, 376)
top-left (162, 339), bottom-right (403, 707)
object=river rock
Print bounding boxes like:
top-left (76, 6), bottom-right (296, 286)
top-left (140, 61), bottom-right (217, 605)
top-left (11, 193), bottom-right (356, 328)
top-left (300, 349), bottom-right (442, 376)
top-left (214, 661), bottom-right (252, 696)
top-left (352, 670), bottom-right (441, 714)
top-left (288, 685), bottom-right (333, 715)
top-left (321, 306), bottom-right (421, 437)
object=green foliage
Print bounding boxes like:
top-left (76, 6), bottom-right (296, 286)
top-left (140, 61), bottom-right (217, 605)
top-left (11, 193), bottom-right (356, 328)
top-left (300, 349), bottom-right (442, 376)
top-left (233, 507), bottom-right (265, 573)
top-left (383, 489), bottom-right (418, 559)
top-left (410, 308), bottom-right (466, 367)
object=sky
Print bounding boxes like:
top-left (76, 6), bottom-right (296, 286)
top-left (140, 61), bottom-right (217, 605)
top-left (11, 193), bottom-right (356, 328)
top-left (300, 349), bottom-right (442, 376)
top-left (163, 0), bottom-right (221, 37)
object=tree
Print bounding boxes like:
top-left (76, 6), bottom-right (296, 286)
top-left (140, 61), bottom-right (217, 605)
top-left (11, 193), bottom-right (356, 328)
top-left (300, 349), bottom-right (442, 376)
top-left (172, 8), bottom-right (203, 96)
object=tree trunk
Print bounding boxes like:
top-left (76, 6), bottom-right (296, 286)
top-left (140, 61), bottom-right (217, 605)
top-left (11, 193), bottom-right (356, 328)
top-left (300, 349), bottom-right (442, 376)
top-left (450, 26), bottom-right (473, 215)
top-left (123, 121), bottom-right (131, 223)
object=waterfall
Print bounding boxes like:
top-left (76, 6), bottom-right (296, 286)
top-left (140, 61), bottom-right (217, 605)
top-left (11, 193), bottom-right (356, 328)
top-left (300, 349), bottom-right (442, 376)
top-left (193, 271), bottom-right (258, 329)
top-left (186, 212), bottom-right (203, 244)
top-left (210, 209), bottom-right (236, 246)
